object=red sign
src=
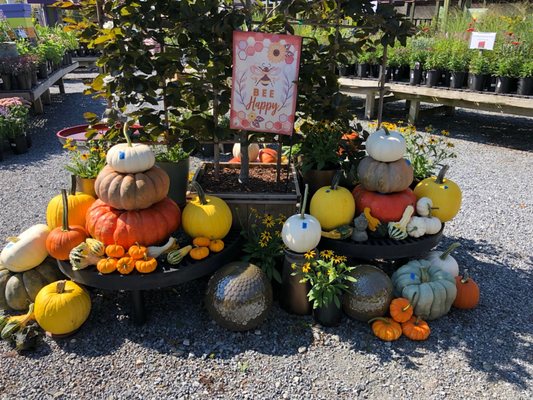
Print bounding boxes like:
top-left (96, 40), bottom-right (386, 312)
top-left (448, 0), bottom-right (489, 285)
top-left (230, 31), bottom-right (302, 135)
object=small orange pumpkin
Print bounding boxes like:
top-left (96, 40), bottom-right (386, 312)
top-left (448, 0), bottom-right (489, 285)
top-left (135, 255), bottom-right (158, 274)
top-left (389, 297), bottom-right (414, 323)
top-left (190, 246), bottom-right (209, 260)
top-left (128, 243), bottom-right (147, 260)
top-left (369, 317), bottom-right (402, 341)
top-left (258, 148), bottom-right (278, 163)
top-left (453, 269), bottom-right (480, 309)
top-left (105, 244), bottom-right (125, 258)
top-left (208, 239), bottom-right (224, 253)
top-left (192, 237), bottom-right (211, 247)
top-left (116, 257), bottom-right (135, 274)
top-left (97, 258), bottom-right (117, 274)
top-left (401, 316), bottom-right (431, 341)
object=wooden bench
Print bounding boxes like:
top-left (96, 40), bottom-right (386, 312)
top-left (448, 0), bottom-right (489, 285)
top-left (72, 56), bottom-right (99, 70)
top-left (340, 77), bottom-right (533, 124)
top-left (0, 62), bottom-right (79, 114)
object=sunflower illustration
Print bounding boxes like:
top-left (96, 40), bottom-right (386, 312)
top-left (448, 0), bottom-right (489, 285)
top-left (267, 42), bottom-right (285, 64)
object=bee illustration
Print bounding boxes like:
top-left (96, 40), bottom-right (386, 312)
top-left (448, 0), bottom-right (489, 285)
top-left (251, 115), bottom-right (265, 129)
top-left (284, 44), bottom-right (294, 59)
top-left (250, 63), bottom-right (281, 87)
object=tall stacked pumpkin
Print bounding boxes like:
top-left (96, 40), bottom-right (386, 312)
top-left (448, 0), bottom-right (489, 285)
top-left (85, 129), bottom-right (181, 248)
top-left (352, 128), bottom-right (417, 227)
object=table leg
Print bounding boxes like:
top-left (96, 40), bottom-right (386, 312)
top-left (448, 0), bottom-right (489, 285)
top-left (408, 100), bottom-right (420, 124)
top-left (42, 89), bottom-right (52, 105)
top-left (33, 97), bottom-right (44, 114)
top-left (130, 290), bottom-right (146, 325)
top-left (365, 92), bottom-right (377, 119)
top-left (58, 78), bottom-right (66, 94)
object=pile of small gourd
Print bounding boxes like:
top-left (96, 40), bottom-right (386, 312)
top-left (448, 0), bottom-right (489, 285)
top-left (229, 143), bottom-right (278, 164)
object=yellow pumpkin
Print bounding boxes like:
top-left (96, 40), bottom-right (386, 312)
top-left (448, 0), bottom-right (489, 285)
top-left (46, 176), bottom-right (95, 229)
top-left (34, 280), bottom-right (91, 335)
top-left (309, 179), bottom-right (355, 231)
top-left (182, 182), bottom-right (232, 240)
top-left (413, 165), bottom-right (461, 222)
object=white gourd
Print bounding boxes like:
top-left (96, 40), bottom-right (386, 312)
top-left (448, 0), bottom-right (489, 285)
top-left (407, 217), bottom-right (426, 238)
top-left (232, 143), bottom-right (260, 161)
top-left (282, 185), bottom-right (322, 253)
top-left (425, 243), bottom-right (461, 277)
top-left (424, 216), bottom-right (442, 235)
top-left (365, 127), bottom-right (406, 162)
top-left (0, 224), bottom-right (51, 272)
top-left (147, 237), bottom-right (178, 258)
top-left (416, 197), bottom-right (433, 217)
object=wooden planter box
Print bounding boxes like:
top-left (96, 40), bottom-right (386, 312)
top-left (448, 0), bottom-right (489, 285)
top-left (192, 162), bottom-right (301, 228)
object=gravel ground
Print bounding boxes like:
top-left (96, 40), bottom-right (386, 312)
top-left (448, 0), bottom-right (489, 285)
top-left (1, 72), bottom-right (532, 399)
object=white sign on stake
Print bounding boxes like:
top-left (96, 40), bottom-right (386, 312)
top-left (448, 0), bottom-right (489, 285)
top-left (469, 32), bottom-right (497, 50)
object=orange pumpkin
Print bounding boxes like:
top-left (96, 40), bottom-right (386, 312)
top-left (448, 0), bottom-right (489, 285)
top-left (45, 189), bottom-right (88, 260)
top-left (192, 237), bottom-right (211, 247)
top-left (97, 258), bottom-right (117, 274)
top-left (453, 270), bottom-right (480, 309)
top-left (389, 297), bottom-right (414, 323)
top-left (190, 247), bottom-right (209, 260)
top-left (228, 157), bottom-right (241, 163)
top-left (352, 185), bottom-right (417, 223)
top-left (208, 239), bottom-right (224, 253)
top-left (369, 317), bottom-right (402, 341)
top-left (105, 244), bottom-right (125, 258)
top-left (401, 316), bottom-right (431, 341)
top-left (135, 255), bottom-right (158, 274)
top-left (116, 257), bottom-right (135, 274)
top-left (85, 197), bottom-right (181, 248)
top-left (258, 148), bottom-right (278, 163)
top-left (128, 243), bottom-right (147, 260)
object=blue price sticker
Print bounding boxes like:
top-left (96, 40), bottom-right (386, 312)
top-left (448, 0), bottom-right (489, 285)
top-left (302, 222), bottom-right (307, 229)
top-left (119, 151), bottom-right (126, 160)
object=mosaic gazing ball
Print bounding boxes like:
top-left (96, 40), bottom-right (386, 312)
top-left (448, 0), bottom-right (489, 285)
top-left (342, 264), bottom-right (393, 322)
top-left (205, 262), bottom-right (272, 332)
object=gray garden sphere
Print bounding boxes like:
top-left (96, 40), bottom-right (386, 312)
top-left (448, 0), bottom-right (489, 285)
top-left (205, 262), bottom-right (273, 332)
top-left (342, 264), bottom-right (394, 322)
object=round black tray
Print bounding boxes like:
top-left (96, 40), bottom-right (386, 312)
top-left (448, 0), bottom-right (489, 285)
top-left (319, 225), bottom-right (444, 260)
top-left (57, 229), bottom-right (242, 291)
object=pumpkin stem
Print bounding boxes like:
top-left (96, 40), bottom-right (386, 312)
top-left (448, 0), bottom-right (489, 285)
top-left (440, 242), bottom-right (460, 260)
top-left (330, 170), bottom-right (342, 190)
top-left (70, 174), bottom-right (77, 196)
top-left (123, 121), bottom-right (133, 147)
top-left (461, 269), bottom-right (471, 284)
top-left (61, 189), bottom-right (70, 232)
top-left (300, 184), bottom-right (309, 219)
top-left (56, 280), bottom-right (67, 294)
top-left (190, 181), bottom-right (208, 205)
top-left (382, 126), bottom-right (390, 136)
top-left (435, 165), bottom-right (449, 184)
top-left (367, 317), bottom-right (393, 325)
top-left (401, 302), bottom-right (412, 312)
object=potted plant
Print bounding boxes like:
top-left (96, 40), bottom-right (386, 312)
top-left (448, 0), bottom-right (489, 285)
top-left (297, 120), bottom-right (344, 197)
top-left (388, 44), bottom-right (409, 82)
top-left (64, 139), bottom-right (108, 197)
top-left (292, 249), bottom-right (357, 327)
top-left (155, 142), bottom-right (190, 208)
top-left (425, 39), bottom-right (448, 87)
top-left (447, 40), bottom-right (470, 89)
top-left (408, 37), bottom-right (432, 85)
top-left (494, 54), bottom-right (520, 94)
top-left (468, 51), bottom-right (491, 91)
top-left (0, 58), bottom-right (15, 90)
top-left (517, 59), bottom-right (533, 96)
top-left (241, 209), bottom-right (286, 284)
top-left (1, 103), bottom-right (29, 154)
top-left (15, 55), bottom-right (37, 90)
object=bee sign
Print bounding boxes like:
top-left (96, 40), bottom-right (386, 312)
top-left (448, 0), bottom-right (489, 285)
top-left (230, 31), bottom-right (302, 135)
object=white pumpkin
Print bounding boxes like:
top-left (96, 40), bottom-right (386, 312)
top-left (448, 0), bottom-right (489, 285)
top-left (416, 197), bottom-right (433, 217)
top-left (424, 216), bottom-right (442, 235)
top-left (106, 123), bottom-right (155, 173)
top-left (232, 143), bottom-right (260, 161)
top-left (0, 224), bottom-right (50, 273)
top-left (282, 185), bottom-right (322, 253)
top-left (407, 217), bottom-right (427, 238)
top-left (365, 127), bottom-right (406, 162)
top-left (425, 242), bottom-right (460, 277)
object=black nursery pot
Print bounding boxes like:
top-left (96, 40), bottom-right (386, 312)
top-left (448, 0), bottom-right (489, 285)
top-left (371, 64), bottom-right (380, 78)
top-left (410, 64), bottom-right (422, 85)
top-left (450, 72), bottom-right (466, 89)
top-left (313, 302), bottom-right (343, 327)
top-left (37, 63), bottom-right (49, 79)
top-left (426, 69), bottom-right (440, 87)
top-left (16, 71), bottom-right (32, 90)
top-left (10, 135), bottom-right (28, 155)
top-left (517, 77), bottom-right (533, 96)
top-left (468, 73), bottom-right (485, 91)
top-left (495, 76), bottom-right (516, 94)
top-left (0, 73), bottom-right (12, 90)
top-left (357, 63), bottom-right (370, 78)
top-left (440, 71), bottom-right (451, 87)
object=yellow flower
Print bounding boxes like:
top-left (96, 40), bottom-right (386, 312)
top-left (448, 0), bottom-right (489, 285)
top-left (260, 231), bottom-right (272, 242)
top-left (302, 262), bottom-right (311, 273)
top-left (304, 249), bottom-right (316, 260)
top-left (81, 153), bottom-right (89, 161)
top-left (291, 263), bottom-right (297, 270)
top-left (447, 142), bottom-right (455, 148)
top-left (441, 130), bottom-right (449, 136)
top-left (90, 147), bottom-right (98, 153)
top-left (100, 152), bottom-right (107, 159)
top-left (424, 126), bottom-right (433, 133)
top-left (320, 250), bottom-right (334, 260)
top-left (267, 42), bottom-right (285, 64)
top-left (428, 136), bottom-right (438, 145)
top-left (332, 255), bottom-right (347, 264)
top-left (262, 214), bottom-right (275, 228)
top-left (259, 239), bottom-right (268, 248)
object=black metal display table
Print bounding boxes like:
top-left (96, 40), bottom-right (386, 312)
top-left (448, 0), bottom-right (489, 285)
top-left (319, 226), bottom-right (444, 261)
top-left (58, 230), bottom-right (241, 324)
